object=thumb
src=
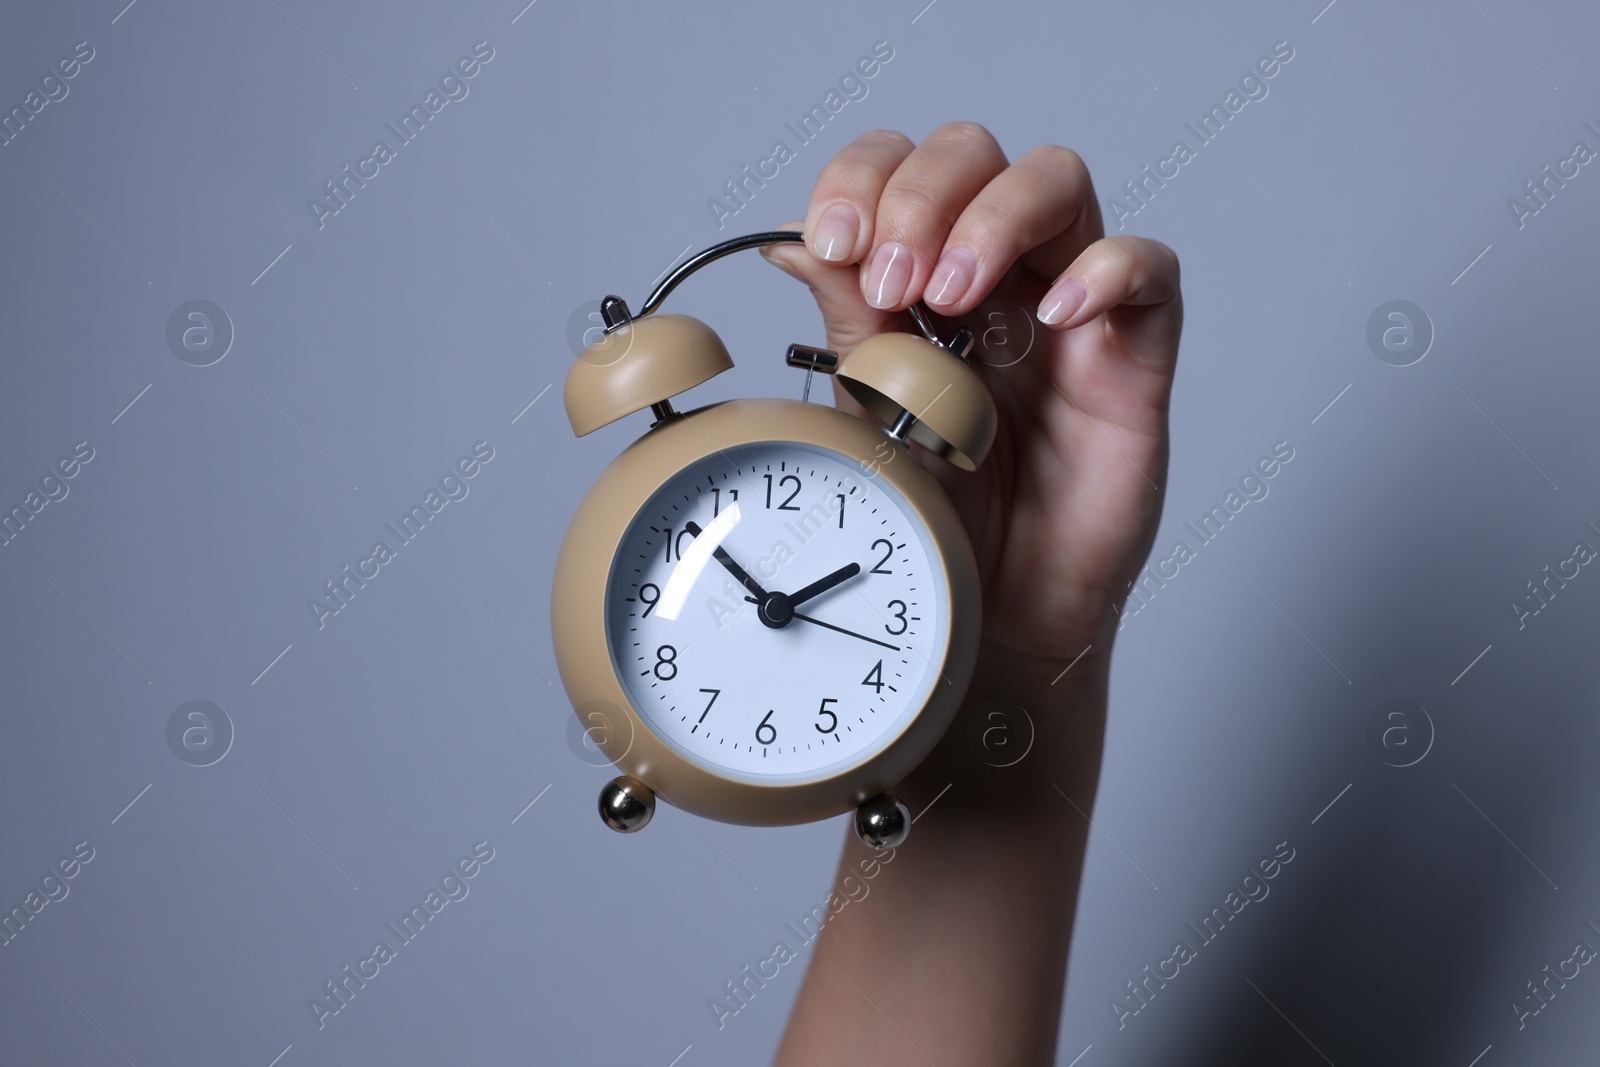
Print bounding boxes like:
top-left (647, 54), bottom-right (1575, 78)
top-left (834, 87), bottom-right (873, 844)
top-left (761, 219), bottom-right (902, 356)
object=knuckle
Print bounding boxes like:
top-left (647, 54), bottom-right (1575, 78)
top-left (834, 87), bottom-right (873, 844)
top-left (932, 120), bottom-right (998, 154)
top-left (877, 180), bottom-right (954, 236)
top-left (856, 128), bottom-right (915, 154)
top-left (881, 176), bottom-right (943, 214)
top-left (825, 161), bottom-right (885, 203)
top-left (950, 200), bottom-right (1028, 258)
top-left (1096, 237), bottom-right (1141, 278)
top-left (1028, 143), bottom-right (1089, 184)
top-left (818, 131), bottom-right (915, 211)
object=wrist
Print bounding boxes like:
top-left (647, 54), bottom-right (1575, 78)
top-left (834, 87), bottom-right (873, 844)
top-left (971, 635), bottom-right (1111, 702)
top-left (890, 638), bottom-right (1110, 837)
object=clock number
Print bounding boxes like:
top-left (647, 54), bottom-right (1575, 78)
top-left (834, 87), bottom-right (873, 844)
top-left (862, 660), bottom-right (885, 693)
top-left (711, 487), bottom-right (738, 516)
top-left (870, 538), bottom-right (894, 575)
top-left (662, 527), bottom-right (695, 563)
top-left (637, 583), bottom-right (660, 617)
top-left (755, 709), bottom-right (777, 745)
top-left (653, 644), bottom-right (678, 680)
top-left (764, 473), bottom-right (802, 511)
top-left (836, 493), bottom-right (845, 528)
top-left (814, 697), bottom-right (838, 734)
top-left (885, 600), bottom-right (909, 636)
top-left (693, 688), bottom-right (719, 733)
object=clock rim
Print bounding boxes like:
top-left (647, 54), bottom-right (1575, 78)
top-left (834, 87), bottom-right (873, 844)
top-left (551, 397), bottom-right (982, 827)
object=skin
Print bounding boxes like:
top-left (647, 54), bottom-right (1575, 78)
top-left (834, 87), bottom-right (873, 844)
top-left (760, 123), bottom-right (1183, 1065)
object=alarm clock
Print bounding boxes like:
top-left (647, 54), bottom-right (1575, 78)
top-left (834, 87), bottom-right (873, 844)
top-left (551, 231), bottom-right (996, 848)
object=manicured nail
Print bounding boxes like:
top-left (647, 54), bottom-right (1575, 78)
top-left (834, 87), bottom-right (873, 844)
top-left (1038, 277), bottom-right (1088, 325)
top-left (811, 204), bottom-right (858, 262)
top-left (863, 242), bottom-right (912, 309)
top-left (925, 248), bottom-right (977, 308)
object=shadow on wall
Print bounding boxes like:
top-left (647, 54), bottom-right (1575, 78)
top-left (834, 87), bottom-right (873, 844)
top-left (1179, 436), bottom-right (1600, 1063)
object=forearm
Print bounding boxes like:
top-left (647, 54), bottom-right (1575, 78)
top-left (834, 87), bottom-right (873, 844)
top-left (774, 649), bottom-right (1109, 1067)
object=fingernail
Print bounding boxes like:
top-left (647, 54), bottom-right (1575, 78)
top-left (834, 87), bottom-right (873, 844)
top-left (811, 204), bottom-right (858, 262)
top-left (1038, 277), bottom-right (1088, 325)
top-left (925, 248), bottom-right (977, 308)
top-left (863, 242), bottom-right (912, 309)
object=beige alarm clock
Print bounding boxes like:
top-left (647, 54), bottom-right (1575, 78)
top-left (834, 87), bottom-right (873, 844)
top-left (551, 231), bottom-right (995, 848)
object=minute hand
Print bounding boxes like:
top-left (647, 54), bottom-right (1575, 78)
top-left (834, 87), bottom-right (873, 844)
top-left (683, 520), bottom-right (767, 599)
top-left (787, 562), bottom-right (861, 608)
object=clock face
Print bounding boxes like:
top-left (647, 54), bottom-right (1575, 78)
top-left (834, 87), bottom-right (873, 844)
top-left (605, 440), bottom-right (951, 784)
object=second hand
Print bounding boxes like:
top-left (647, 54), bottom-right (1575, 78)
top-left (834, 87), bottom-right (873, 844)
top-left (743, 597), bottom-right (901, 652)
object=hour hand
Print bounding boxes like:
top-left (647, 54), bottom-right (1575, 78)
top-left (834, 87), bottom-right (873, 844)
top-left (787, 562), bottom-right (861, 608)
top-left (684, 520), bottom-right (766, 599)
top-left (740, 562), bottom-right (869, 633)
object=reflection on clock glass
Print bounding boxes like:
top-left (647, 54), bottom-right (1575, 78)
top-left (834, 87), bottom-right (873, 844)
top-left (605, 441), bottom-right (950, 784)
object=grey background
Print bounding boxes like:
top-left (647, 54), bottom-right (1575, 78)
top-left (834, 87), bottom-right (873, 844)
top-left (3, 0), bottom-right (1598, 1064)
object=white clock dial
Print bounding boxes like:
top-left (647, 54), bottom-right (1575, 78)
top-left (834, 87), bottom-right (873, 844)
top-left (605, 440), bottom-right (951, 783)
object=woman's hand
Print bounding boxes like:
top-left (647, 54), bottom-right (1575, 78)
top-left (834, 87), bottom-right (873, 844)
top-left (762, 122), bottom-right (1183, 688)
top-left (769, 124), bottom-right (1183, 1067)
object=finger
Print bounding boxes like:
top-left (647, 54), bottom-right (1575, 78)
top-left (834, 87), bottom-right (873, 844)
top-left (920, 144), bottom-right (1101, 316)
top-left (800, 129), bottom-right (916, 265)
top-left (1017, 185), bottom-right (1106, 282)
top-left (755, 219), bottom-right (891, 426)
top-left (1037, 235), bottom-right (1183, 373)
top-left (761, 218), bottom-right (902, 358)
top-left (859, 121), bottom-right (1010, 311)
